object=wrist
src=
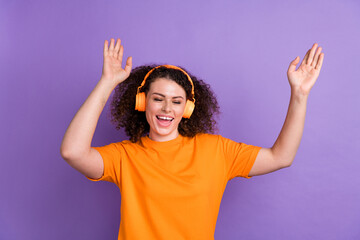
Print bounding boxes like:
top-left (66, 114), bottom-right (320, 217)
top-left (290, 88), bottom-right (309, 103)
top-left (99, 76), bottom-right (119, 90)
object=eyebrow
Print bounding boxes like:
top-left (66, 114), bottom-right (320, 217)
top-left (152, 93), bottom-right (184, 99)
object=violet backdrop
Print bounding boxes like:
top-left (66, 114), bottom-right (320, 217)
top-left (1, 0), bottom-right (359, 239)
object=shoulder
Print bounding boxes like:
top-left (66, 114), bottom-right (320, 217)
top-left (194, 133), bottom-right (232, 141)
top-left (97, 139), bottom-right (140, 151)
top-left (193, 134), bottom-right (247, 151)
top-left (118, 139), bottom-right (145, 149)
top-left (192, 133), bottom-right (224, 144)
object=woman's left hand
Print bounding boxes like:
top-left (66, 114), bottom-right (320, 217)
top-left (287, 43), bottom-right (325, 97)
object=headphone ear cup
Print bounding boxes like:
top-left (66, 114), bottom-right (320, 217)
top-left (183, 100), bottom-right (195, 118)
top-left (135, 92), bottom-right (146, 111)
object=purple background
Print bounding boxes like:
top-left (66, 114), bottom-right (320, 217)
top-left (1, 0), bottom-right (359, 239)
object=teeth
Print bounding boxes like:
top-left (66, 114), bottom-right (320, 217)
top-left (157, 116), bottom-right (173, 121)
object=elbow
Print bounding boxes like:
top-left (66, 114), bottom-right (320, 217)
top-left (270, 149), bottom-right (293, 169)
top-left (60, 144), bottom-right (79, 162)
top-left (60, 139), bottom-right (71, 161)
top-left (60, 144), bottom-right (89, 163)
top-left (280, 159), bottom-right (293, 169)
top-left (60, 146), bottom-right (72, 162)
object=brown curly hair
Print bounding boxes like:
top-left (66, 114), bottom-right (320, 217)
top-left (110, 64), bottom-right (220, 142)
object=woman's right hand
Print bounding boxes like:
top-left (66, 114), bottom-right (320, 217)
top-left (101, 38), bottom-right (132, 86)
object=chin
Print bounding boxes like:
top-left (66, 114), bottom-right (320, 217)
top-left (155, 128), bottom-right (176, 137)
top-left (150, 125), bottom-right (179, 141)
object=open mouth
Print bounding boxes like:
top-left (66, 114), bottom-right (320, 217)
top-left (156, 116), bottom-right (174, 121)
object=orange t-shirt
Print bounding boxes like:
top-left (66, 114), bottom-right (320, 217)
top-left (87, 133), bottom-right (261, 240)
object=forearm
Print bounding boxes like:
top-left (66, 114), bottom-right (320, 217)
top-left (60, 77), bottom-right (117, 159)
top-left (271, 91), bottom-right (308, 167)
top-left (249, 44), bottom-right (323, 176)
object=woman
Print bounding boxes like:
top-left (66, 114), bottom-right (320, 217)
top-left (60, 38), bottom-right (324, 239)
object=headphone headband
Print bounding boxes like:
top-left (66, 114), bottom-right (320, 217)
top-left (137, 65), bottom-right (195, 102)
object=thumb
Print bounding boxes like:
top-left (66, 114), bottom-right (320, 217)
top-left (124, 56), bottom-right (132, 75)
top-left (288, 56), bottom-right (300, 73)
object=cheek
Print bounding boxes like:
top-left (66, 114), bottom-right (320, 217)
top-left (175, 105), bottom-right (186, 118)
top-left (145, 106), bottom-right (155, 121)
top-left (145, 101), bottom-right (160, 123)
top-left (145, 99), bottom-right (159, 113)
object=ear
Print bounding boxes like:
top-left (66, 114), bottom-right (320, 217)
top-left (135, 92), bottom-right (146, 111)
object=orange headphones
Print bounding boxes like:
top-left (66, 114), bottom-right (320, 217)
top-left (135, 65), bottom-right (196, 118)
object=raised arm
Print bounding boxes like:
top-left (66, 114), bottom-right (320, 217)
top-left (249, 43), bottom-right (324, 177)
top-left (60, 38), bottom-right (132, 179)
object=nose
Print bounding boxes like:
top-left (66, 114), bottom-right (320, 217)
top-left (162, 100), bottom-right (171, 112)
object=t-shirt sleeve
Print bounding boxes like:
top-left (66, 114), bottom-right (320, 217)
top-left (86, 143), bottom-right (121, 187)
top-left (220, 136), bottom-right (261, 180)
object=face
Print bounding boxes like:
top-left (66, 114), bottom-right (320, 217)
top-left (145, 78), bottom-right (186, 142)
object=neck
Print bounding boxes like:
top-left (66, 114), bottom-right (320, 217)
top-left (148, 131), bottom-right (179, 142)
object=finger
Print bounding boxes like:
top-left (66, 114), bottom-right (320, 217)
top-left (315, 52), bottom-right (324, 70)
top-left (114, 38), bottom-right (121, 58)
top-left (301, 50), bottom-right (310, 66)
top-left (109, 38), bottom-right (115, 57)
top-left (114, 38), bottom-right (121, 52)
top-left (288, 56), bottom-right (300, 73)
top-left (307, 43), bottom-right (318, 65)
top-left (311, 46), bottom-right (322, 68)
top-left (103, 40), bottom-right (109, 57)
top-left (124, 56), bottom-right (132, 74)
top-left (118, 45), bottom-right (124, 64)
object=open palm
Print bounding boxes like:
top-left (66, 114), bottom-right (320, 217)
top-left (102, 38), bottom-right (132, 85)
top-left (287, 43), bottom-right (324, 96)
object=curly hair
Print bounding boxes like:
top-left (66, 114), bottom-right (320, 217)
top-left (110, 64), bottom-right (220, 142)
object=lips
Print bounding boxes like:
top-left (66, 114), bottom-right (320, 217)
top-left (156, 115), bottom-right (174, 127)
top-left (156, 115), bottom-right (174, 121)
